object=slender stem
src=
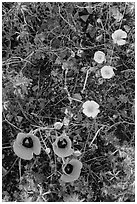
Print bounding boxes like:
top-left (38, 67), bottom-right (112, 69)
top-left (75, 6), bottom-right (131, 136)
top-left (19, 158), bottom-right (22, 181)
top-left (69, 97), bottom-right (82, 103)
top-left (62, 157), bottom-right (66, 164)
top-left (32, 126), bottom-right (54, 134)
top-left (81, 69), bottom-right (89, 93)
top-left (64, 68), bottom-right (72, 104)
top-left (89, 126), bottom-right (105, 147)
top-left (2, 146), bottom-right (12, 149)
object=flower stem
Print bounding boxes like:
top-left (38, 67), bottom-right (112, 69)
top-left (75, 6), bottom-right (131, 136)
top-left (89, 126), bottom-right (105, 147)
top-left (19, 158), bottom-right (22, 182)
top-left (81, 69), bottom-right (89, 93)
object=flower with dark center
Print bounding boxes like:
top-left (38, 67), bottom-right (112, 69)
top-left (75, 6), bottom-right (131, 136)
top-left (13, 132), bottom-right (41, 160)
top-left (57, 138), bottom-right (67, 148)
top-left (22, 137), bottom-right (33, 148)
top-left (64, 163), bottom-right (73, 174)
top-left (61, 159), bottom-right (83, 182)
top-left (52, 133), bottom-right (74, 158)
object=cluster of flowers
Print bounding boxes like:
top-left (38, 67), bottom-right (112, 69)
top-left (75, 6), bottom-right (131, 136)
top-left (13, 99), bottom-right (100, 182)
top-left (94, 29), bottom-right (127, 79)
top-left (13, 29), bottom-right (128, 183)
top-left (13, 131), bottom-right (82, 183)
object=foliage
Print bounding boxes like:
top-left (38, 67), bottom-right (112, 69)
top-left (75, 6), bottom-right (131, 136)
top-left (2, 2), bottom-right (135, 202)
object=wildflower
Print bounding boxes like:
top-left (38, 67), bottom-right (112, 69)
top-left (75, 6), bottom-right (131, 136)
top-left (73, 150), bottom-right (82, 157)
top-left (94, 51), bottom-right (106, 64)
top-left (52, 133), bottom-right (74, 158)
top-left (112, 29), bottom-right (127, 45)
top-left (63, 193), bottom-right (85, 202)
top-left (82, 100), bottom-right (100, 118)
top-left (45, 147), bottom-right (51, 154)
top-left (54, 122), bottom-right (63, 130)
top-left (60, 159), bottom-right (83, 182)
top-left (101, 66), bottom-right (115, 79)
top-left (63, 116), bottom-right (70, 127)
top-left (77, 49), bottom-right (83, 57)
top-left (13, 132), bottom-right (41, 160)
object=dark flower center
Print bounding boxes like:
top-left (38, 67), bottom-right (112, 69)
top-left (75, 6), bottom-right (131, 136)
top-left (22, 137), bottom-right (33, 148)
top-left (57, 138), bottom-right (67, 148)
top-left (64, 163), bottom-right (73, 174)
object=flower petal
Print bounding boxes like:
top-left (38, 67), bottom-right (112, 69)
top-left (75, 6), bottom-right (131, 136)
top-left (83, 101), bottom-right (99, 109)
top-left (90, 101), bottom-right (100, 109)
top-left (61, 159), bottom-right (82, 182)
top-left (117, 29), bottom-right (127, 38)
top-left (112, 29), bottom-right (127, 45)
top-left (53, 142), bottom-right (74, 157)
top-left (116, 39), bottom-right (126, 45)
top-left (29, 134), bottom-right (41, 155)
top-left (94, 51), bottom-right (105, 63)
top-left (82, 100), bottom-right (100, 118)
top-left (16, 132), bottom-right (27, 144)
top-left (82, 100), bottom-right (91, 109)
top-left (82, 108), bottom-right (92, 117)
top-left (54, 122), bottom-right (63, 130)
top-left (101, 66), bottom-right (115, 79)
top-left (53, 135), bottom-right (74, 158)
top-left (68, 159), bottom-right (83, 175)
top-left (60, 173), bottom-right (77, 183)
top-left (13, 140), bottom-right (33, 160)
top-left (89, 109), bottom-right (100, 118)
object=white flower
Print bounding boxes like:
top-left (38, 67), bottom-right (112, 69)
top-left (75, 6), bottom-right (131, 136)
top-left (45, 148), bottom-right (51, 154)
top-left (77, 49), bottom-right (83, 57)
top-left (63, 117), bottom-right (70, 127)
top-left (54, 122), bottom-right (63, 130)
top-left (112, 29), bottom-right (127, 45)
top-left (94, 51), bottom-right (106, 64)
top-left (101, 66), bottom-right (115, 79)
top-left (63, 193), bottom-right (84, 202)
top-left (82, 100), bottom-right (100, 118)
top-left (73, 150), bottom-right (82, 157)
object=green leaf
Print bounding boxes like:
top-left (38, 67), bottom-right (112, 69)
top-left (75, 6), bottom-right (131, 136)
top-left (17, 116), bottom-right (23, 123)
top-left (80, 15), bottom-right (89, 22)
top-left (86, 23), bottom-right (96, 38)
top-left (32, 85), bottom-right (38, 92)
top-left (72, 93), bottom-right (82, 100)
top-left (55, 57), bottom-right (62, 65)
top-left (86, 5), bottom-right (93, 14)
top-left (110, 6), bottom-right (123, 22)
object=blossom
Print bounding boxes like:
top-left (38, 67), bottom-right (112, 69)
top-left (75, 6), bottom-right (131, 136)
top-left (13, 132), bottom-right (41, 160)
top-left (101, 65), bottom-right (115, 79)
top-left (60, 159), bottom-right (83, 182)
top-left (52, 133), bottom-right (74, 158)
top-left (54, 122), bottom-right (63, 130)
top-left (63, 193), bottom-right (84, 202)
top-left (82, 100), bottom-right (100, 118)
top-left (112, 29), bottom-right (127, 45)
top-left (94, 51), bottom-right (106, 64)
